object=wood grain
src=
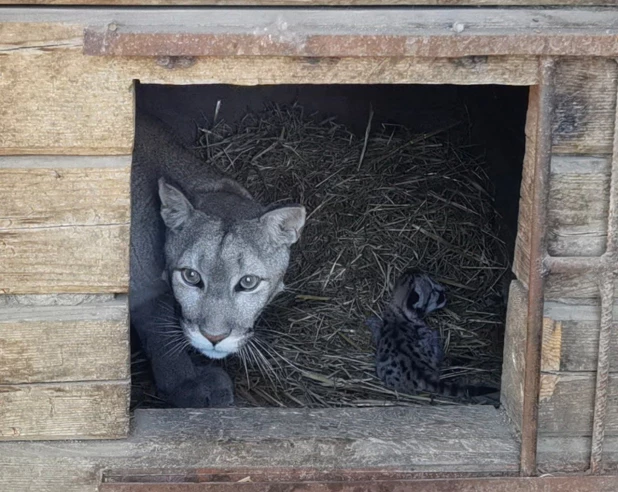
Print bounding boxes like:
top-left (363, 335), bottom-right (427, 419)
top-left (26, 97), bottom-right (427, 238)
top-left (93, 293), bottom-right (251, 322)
top-left (0, 224), bottom-right (129, 294)
top-left (0, 23), bottom-right (538, 155)
top-left (552, 57), bottom-right (618, 155)
top-left (0, 166), bottom-right (130, 229)
top-left (0, 407), bottom-right (519, 489)
top-left (0, 296), bottom-right (129, 384)
top-left (547, 156), bottom-right (610, 257)
top-left (500, 279), bottom-right (528, 433)
top-left (542, 301), bottom-right (618, 372)
top-left (538, 372), bottom-right (618, 436)
top-left (0, 0), bottom-right (612, 5)
top-left (0, 380), bottom-right (129, 440)
top-left (512, 84), bottom-right (537, 287)
top-left (0, 159), bottom-right (130, 294)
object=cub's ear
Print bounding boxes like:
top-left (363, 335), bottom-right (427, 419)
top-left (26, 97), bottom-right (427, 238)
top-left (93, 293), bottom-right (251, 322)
top-left (158, 178), bottom-right (194, 230)
top-left (260, 205), bottom-right (306, 246)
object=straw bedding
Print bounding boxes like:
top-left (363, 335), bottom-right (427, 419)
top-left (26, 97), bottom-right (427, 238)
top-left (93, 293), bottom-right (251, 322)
top-left (132, 103), bottom-right (511, 409)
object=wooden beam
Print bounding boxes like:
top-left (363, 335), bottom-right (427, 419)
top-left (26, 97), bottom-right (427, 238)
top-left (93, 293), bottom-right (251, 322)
top-left (0, 0), bottom-right (614, 6)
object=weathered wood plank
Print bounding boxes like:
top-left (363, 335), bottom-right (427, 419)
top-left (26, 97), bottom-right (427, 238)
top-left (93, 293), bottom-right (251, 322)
top-left (547, 156), bottom-right (610, 257)
top-left (512, 84), bottom-right (537, 287)
top-left (552, 58), bottom-right (618, 155)
top-left (500, 280), bottom-right (528, 434)
top-left (516, 154), bottom-right (612, 283)
top-left (0, 407), bottom-right (519, 491)
top-left (538, 372), bottom-right (618, 436)
top-left (0, 52), bottom-right (537, 155)
top-left (0, 381), bottom-right (129, 441)
top-left (0, 11), bottom-right (538, 155)
top-left (543, 273), bottom-right (618, 300)
top-left (0, 224), bottom-right (129, 294)
top-left (98, 476), bottom-right (618, 492)
top-left (0, 0), bottom-right (612, 6)
top-left (0, 159), bottom-right (130, 293)
top-left (0, 296), bottom-right (129, 384)
top-left (543, 301), bottom-right (616, 373)
top-left (539, 435), bottom-right (618, 473)
top-left (0, 166), bottom-right (130, 229)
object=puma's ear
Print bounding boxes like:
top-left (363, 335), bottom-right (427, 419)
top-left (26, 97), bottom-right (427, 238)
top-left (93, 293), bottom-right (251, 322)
top-left (260, 205), bottom-right (306, 246)
top-left (158, 178), bottom-right (194, 230)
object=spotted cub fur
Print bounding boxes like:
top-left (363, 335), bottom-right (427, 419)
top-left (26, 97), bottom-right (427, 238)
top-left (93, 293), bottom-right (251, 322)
top-left (367, 271), bottom-right (496, 398)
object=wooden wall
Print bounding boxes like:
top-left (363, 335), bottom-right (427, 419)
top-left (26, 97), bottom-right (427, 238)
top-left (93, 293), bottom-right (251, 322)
top-left (505, 57), bottom-right (618, 472)
top-left (1, 9), bottom-right (618, 477)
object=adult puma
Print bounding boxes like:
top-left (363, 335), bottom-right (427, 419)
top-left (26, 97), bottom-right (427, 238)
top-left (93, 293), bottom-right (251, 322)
top-left (130, 110), bottom-right (305, 407)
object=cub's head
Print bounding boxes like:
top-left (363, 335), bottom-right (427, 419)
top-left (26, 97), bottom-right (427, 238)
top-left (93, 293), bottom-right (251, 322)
top-left (158, 178), bottom-right (305, 359)
top-left (390, 270), bottom-right (446, 320)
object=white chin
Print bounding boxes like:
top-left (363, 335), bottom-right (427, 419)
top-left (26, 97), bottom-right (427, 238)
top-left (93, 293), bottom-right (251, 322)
top-left (200, 349), bottom-right (231, 360)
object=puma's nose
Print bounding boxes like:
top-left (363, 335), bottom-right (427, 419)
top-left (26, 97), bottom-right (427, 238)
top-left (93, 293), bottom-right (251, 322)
top-left (204, 333), bottom-right (229, 345)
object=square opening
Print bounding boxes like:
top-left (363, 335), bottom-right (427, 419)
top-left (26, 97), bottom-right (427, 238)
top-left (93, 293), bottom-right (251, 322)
top-left (128, 81), bottom-right (528, 472)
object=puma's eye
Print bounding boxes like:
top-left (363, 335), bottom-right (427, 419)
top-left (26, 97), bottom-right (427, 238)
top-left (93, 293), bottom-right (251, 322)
top-left (181, 268), bottom-right (202, 286)
top-left (238, 275), bottom-right (260, 291)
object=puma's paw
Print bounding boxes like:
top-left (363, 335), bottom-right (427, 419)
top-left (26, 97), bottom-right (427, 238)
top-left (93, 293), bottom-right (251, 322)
top-left (166, 366), bottom-right (234, 408)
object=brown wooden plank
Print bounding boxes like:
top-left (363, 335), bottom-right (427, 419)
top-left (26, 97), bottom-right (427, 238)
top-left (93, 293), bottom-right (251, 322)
top-left (99, 476), bottom-right (618, 492)
top-left (552, 58), bottom-right (618, 155)
top-left (0, 380), bottom-right (129, 440)
top-left (78, 9), bottom-right (618, 58)
top-left (0, 296), bottom-right (129, 384)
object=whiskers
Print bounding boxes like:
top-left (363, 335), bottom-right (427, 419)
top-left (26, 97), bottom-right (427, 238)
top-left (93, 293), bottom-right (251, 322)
top-left (236, 335), bottom-right (283, 389)
top-left (149, 298), bottom-right (191, 359)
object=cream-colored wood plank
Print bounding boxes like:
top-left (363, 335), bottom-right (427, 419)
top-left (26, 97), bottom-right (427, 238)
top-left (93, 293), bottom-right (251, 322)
top-left (0, 224), bottom-right (129, 294)
top-left (0, 166), bottom-right (130, 229)
top-left (0, 296), bottom-right (129, 384)
top-left (0, 380), bottom-right (130, 440)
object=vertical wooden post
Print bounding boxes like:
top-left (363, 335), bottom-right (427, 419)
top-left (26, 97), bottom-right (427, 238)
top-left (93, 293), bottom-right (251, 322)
top-left (520, 57), bottom-right (555, 477)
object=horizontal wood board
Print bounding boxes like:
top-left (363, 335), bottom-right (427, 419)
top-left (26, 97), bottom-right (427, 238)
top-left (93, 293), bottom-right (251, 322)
top-left (0, 158), bottom-right (130, 294)
top-left (0, 0), bottom-right (614, 5)
top-left (0, 22), bottom-right (538, 155)
top-left (0, 407), bottom-right (519, 491)
top-left (0, 380), bottom-right (130, 441)
top-left (542, 301), bottom-right (618, 372)
top-left (0, 296), bottom-right (129, 384)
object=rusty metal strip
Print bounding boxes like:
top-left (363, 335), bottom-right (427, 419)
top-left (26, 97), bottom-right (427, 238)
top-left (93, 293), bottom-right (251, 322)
top-left (99, 474), bottom-right (618, 492)
top-left (520, 58), bottom-right (555, 478)
top-left (83, 27), bottom-right (618, 58)
top-left (589, 61), bottom-right (618, 475)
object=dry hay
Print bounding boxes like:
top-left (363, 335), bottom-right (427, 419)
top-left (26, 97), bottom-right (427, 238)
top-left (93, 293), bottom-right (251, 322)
top-left (185, 103), bottom-right (509, 408)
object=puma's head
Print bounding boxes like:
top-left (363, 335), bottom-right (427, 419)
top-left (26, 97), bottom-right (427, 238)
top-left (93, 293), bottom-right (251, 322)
top-left (158, 178), bottom-right (305, 359)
